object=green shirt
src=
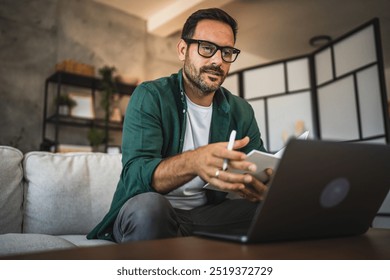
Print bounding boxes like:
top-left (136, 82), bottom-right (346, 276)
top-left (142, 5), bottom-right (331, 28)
top-left (87, 70), bottom-right (266, 241)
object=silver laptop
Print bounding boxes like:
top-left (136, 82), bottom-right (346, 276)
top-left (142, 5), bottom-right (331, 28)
top-left (195, 139), bottom-right (390, 243)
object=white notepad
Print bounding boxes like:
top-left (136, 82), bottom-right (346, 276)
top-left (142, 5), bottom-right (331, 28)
top-left (203, 131), bottom-right (309, 192)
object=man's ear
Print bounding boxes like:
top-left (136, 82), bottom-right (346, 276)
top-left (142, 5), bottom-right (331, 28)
top-left (177, 39), bottom-right (187, 61)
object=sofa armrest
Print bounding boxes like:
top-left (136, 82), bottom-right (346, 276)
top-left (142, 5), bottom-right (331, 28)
top-left (0, 146), bottom-right (24, 234)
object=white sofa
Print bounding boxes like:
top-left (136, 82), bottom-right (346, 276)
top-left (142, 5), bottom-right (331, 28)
top-left (0, 145), bottom-right (120, 257)
top-left (1, 145), bottom-right (390, 258)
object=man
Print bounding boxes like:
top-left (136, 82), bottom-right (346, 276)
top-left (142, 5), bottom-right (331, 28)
top-left (87, 8), bottom-right (271, 243)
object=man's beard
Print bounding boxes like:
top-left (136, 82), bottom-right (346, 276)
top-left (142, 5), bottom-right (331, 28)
top-left (183, 56), bottom-right (227, 95)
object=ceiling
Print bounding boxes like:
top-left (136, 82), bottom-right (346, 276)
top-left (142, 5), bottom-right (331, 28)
top-left (94, 0), bottom-right (390, 71)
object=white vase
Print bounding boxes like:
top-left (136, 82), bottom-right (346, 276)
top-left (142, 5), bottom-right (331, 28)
top-left (58, 105), bottom-right (69, 116)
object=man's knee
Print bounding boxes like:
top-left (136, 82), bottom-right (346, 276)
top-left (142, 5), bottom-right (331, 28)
top-left (114, 192), bottom-right (178, 242)
top-left (122, 192), bottom-right (173, 221)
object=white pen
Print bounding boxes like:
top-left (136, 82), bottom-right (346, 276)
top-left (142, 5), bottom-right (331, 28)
top-left (222, 130), bottom-right (236, 171)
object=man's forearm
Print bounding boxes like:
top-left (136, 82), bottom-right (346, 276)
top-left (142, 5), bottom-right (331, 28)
top-left (151, 149), bottom-right (198, 193)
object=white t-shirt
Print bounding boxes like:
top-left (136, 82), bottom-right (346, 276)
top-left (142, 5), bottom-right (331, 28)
top-left (165, 95), bottom-right (212, 210)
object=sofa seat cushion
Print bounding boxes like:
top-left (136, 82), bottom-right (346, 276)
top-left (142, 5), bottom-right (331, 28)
top-left (0, 146), bottom-right (24, 234)
top-left (59, 235), bottom-right (116, 247)
top-left (23, 152), bottom-right (121, 235)
top-left (0, 233), bottom-right (76, 257)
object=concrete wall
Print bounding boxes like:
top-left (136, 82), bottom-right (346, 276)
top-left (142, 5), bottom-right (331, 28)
top-left (3, 0), bottom-right (385, 152)
top-left (0, 0), bottom-right (57, 152)
top-left (146, 33), bottom-right (182, 81)
top-left (0, 0), bottom-right (181, 152)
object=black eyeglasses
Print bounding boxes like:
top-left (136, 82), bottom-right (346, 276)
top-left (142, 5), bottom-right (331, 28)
top-left (182, 38), bottom-right (240, 63)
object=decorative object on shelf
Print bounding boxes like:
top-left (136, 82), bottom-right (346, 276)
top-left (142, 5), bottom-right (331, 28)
top-left (98, 66), bottom-right (118, 143)
top-left (68, 92), bottom-right (95, 119)
top-left (87, 127), bottom-right (105, 152)
top-left (281, 120), bottom-right (306, 144)
top-left (55, 59), bottom-right (95, 76)
top-left (294, 120), bottom-right (305, 136)
top-left (55, 93), bottom-right (77, 116)
top-left (115, 74), bottom-right (139, 85)
top-left (56, 144), bottom-right (93, 153)
top-left (110, 94), bottom-right (122, 122)
top-left (119, 95), bottom-right (131, 121)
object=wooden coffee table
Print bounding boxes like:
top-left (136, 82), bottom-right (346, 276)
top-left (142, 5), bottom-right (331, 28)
top-left (5, 228), bottom-right (390, 260)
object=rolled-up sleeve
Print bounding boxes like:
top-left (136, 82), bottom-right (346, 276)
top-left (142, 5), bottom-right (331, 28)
top-left (120, 84), bottom-right (164, 195)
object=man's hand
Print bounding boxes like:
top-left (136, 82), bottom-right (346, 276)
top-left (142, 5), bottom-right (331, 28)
top-left (193, 136), bottom-right (272, 201)
top-left (238, 168), bottom-right (273, 202)
top-left (152, 135), bottom-right (272, 200)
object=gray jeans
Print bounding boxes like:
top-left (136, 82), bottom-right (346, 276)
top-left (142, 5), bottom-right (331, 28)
top-left (113, 192), bottom-right (258, 243)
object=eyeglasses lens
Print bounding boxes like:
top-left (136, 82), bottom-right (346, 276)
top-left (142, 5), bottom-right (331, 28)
top-left (198, 41), bottom-right (237, 63)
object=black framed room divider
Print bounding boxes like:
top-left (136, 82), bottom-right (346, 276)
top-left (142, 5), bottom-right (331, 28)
top-left (223, 18), bottom-right (389, 153)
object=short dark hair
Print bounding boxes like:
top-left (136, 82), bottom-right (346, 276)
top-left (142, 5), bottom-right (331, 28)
top-left (181, 8), bottom-right (238, 43)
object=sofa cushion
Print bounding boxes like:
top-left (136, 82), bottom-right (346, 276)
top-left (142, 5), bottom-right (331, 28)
top-left (23, 152), bottom-right (121, 235)
top-left (59, 234), bottom-right (115, 247)
top-left (0, 233), bottom-right (76, 257)
top-left (0, 146), bottom-right (24, 234)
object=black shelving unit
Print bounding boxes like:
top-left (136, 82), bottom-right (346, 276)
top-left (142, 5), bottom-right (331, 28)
top-left (41, 71), bottom-right (136, 152)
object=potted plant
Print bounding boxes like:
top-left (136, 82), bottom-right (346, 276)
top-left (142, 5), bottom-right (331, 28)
top-left (87, 127), bottom-right (105, 152)
top-left (55, 94), bottom-right (77, 116)
top-left (98, 66), bottom-right (117, 148)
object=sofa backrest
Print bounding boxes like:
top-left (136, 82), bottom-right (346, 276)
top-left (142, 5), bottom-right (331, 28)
top-left (23, 151), bottom-right (122, 235)
top-left (0, 146), bottom-right (24, 234)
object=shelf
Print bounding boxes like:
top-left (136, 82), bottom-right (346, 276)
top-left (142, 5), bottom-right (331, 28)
top-left (46, 115), bottom-right (123, 131)
top-left (46, 71), bottom-right (137, 95)
top-left (42, 71), bottom-right (135, 152)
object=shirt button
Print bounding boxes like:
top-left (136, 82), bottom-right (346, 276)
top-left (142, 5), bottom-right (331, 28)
top-left (183, 109), bottom-right (186, 114)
